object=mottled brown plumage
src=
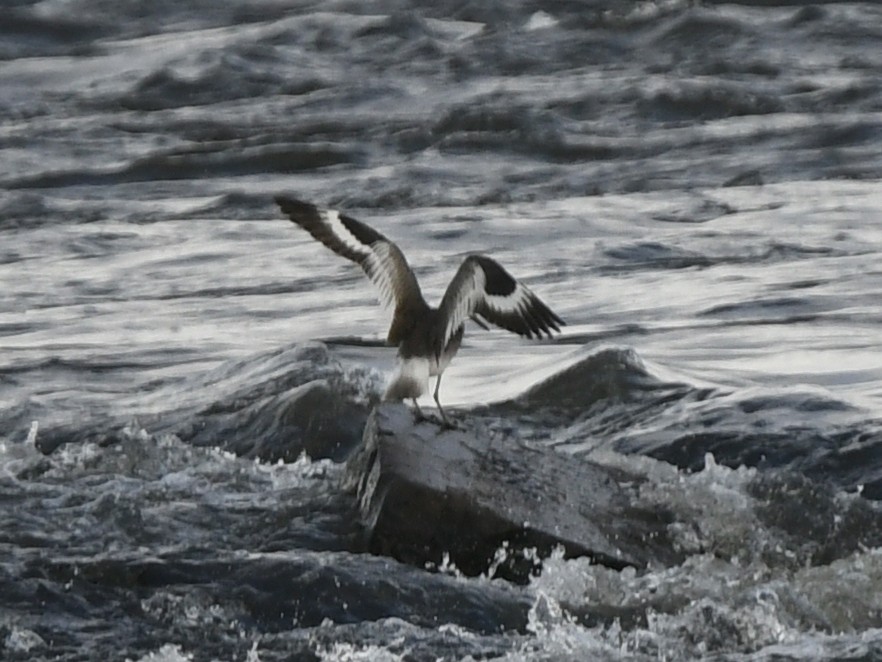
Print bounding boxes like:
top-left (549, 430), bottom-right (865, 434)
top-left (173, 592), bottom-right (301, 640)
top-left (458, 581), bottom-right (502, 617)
top-left (275, 195), bottom-right (564, 425)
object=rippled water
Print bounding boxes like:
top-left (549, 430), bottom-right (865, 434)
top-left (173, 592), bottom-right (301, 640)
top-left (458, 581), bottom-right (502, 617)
top-left (3, 1), bottom-right (882, 660)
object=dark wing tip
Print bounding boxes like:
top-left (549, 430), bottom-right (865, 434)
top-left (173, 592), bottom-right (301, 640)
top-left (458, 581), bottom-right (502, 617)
top-left (540, 300), bottom-right (565, 330)
top-left (472, 254), bottom-right (518, 297)
top-left (465, 254), bottom-right (567, 341)
top-left (527, 295), bottom-right (565, 339)
top-left (275, 195), bottom-right (317, 217)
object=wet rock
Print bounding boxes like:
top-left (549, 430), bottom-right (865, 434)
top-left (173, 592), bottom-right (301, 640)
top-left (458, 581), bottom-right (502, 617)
top-left (186, 379), bottom-right (369, 463)
top-left (343, 404), bottom-right (683, 583)
top-left (496, 346), bottom-right (695, 419)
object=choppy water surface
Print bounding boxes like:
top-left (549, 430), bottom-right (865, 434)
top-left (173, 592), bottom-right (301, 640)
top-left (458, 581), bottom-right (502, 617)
top-left (3, 1), bottom-right (882, 660)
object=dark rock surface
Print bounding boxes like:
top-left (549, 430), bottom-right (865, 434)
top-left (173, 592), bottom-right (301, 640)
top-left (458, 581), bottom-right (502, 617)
top-left (343, 404), bottom-right (685, 582)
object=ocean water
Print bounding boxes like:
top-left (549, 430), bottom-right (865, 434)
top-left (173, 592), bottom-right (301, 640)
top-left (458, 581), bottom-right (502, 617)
top-left (2, 1), bottom-right (882, 660)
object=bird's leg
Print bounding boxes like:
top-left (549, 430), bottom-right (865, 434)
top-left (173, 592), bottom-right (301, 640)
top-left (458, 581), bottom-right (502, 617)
top-left (433, 373), bottom-right (456, 429)
top-left (411, 398), bottom-right (425, 422)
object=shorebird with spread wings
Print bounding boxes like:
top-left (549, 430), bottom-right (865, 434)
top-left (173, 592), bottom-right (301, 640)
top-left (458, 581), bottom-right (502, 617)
top-left (275, 196), bottom-right (565, 426)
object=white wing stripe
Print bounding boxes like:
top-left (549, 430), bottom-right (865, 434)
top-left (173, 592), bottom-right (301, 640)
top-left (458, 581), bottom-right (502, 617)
top-left (278, 197), bottom-right (426, 320)
top-left (322, 209), bottom-right (373, 258)
top-left (367, 243), bottom-right (400, 309)
top-left (437, 255), bottom-right (564, 350)
top-left (485, 286), bottom-right (531, 314)
top-left (319, 214), bottom-right (400, 310)
top-left (443, 266), bottom-right (484, 347)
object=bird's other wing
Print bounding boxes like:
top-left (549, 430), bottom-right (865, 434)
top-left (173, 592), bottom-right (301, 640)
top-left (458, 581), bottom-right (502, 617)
top-left (274, 196), bottom-right (424, 313)
top-left (436, 254), bottom-right (565, 353)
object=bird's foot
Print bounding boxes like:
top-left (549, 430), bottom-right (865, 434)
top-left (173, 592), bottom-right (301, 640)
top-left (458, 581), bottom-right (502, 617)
top-left (410, 402), bottom-right (435, 425)
top-left (411, 408), bottom-right (462, 430)
top-left (440, 419), bottom-right (464, 431)
top-left (409, 398), bottom-right (463, 429)
top-left (437, 412), bottom-right (465, 431)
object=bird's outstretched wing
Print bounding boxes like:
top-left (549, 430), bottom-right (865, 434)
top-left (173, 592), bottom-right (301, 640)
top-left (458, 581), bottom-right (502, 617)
top-left (436, 254), bottom-right (565, 353)
top-left (275, 196), bottom-right (425, 319)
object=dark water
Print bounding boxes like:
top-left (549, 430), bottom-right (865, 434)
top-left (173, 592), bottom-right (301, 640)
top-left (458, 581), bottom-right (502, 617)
top-left (3, 1), bottom-right (882, 660)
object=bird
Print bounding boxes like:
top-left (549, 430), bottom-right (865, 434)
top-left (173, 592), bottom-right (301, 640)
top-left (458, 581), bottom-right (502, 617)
top-left (275, 196), bottom-right (565, 426)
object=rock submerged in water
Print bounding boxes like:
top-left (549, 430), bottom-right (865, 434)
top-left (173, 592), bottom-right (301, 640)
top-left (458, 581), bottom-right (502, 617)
top-left (343, 403), bottom-right (684, 582)
top-left (174, 342), bottom-right (372, 462)
top-left (185, 379), bottom-right (369, 463)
